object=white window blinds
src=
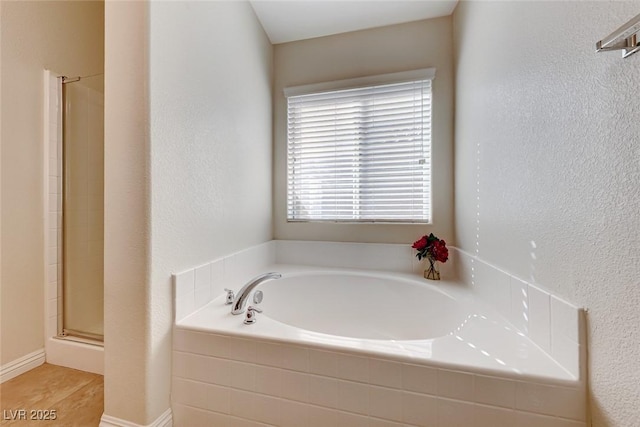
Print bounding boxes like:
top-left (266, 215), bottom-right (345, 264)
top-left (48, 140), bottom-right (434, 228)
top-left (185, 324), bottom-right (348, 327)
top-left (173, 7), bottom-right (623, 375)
top-left (286, 70), bottom-right (433, 223)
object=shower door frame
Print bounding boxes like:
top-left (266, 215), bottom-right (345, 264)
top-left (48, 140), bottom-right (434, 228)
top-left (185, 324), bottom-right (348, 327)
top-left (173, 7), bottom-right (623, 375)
top-left (58, 74), bottom-right (105, 343)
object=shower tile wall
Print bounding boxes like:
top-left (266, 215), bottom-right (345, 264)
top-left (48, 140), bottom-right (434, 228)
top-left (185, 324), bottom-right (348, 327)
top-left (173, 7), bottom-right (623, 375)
top-left (46, 74), bottom-right (63, 338)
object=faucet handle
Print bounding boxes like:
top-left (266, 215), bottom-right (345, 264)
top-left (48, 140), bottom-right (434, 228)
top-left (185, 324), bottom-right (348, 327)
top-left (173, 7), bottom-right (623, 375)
top-left (224, 288), bottom-right (235, 305)
top-left (253, 290), bottom-right (263, 304)
top-left (244, 306), bottom-right (263, 325)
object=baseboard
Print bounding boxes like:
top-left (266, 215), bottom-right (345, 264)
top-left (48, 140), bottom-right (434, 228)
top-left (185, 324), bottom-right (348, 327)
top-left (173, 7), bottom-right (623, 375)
top-left (46, 337), bottom-right (104, 375)
top-left (0, 349), bottom-right (46, 384)
top-left (99, 408), bottom-right (172, 427)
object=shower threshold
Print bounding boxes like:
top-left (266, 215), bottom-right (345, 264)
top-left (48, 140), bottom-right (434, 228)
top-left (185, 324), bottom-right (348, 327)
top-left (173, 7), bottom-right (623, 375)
top-left (57, 330), bottom-right (103, 346)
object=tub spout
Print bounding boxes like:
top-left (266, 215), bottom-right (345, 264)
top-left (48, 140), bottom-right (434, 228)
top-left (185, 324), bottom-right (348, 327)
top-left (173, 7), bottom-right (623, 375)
top-left (231, 272), bottom-right (282, 315)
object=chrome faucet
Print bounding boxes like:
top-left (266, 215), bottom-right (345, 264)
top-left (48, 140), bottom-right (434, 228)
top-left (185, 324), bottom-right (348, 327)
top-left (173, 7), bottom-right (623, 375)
top-left (230, 272), bottom-right (282, 315)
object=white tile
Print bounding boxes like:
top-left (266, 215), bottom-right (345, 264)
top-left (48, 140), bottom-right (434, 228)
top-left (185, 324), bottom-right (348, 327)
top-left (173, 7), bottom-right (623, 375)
top-left (48, 228), bottom-right (57, 247)
top-left (335, 380), bottom-right (369, 415)
top-left (474, 404), bottom-right (516, 427)
top-left (202, 333), bottom-right (235, 359)
top-left (437, 398), bottom-right (475, 427)
top-left (48, 194), bottom-right (57, 212)
top-left (274, 240), bottom-right (301, 265)
top-left (227, 337), bottom-right (256, 363)
top-left (279, 370), bottom-right (309, 403)
top-left (227, 414), bottom-right (272, 427)
top-left (175, 291), bottom-right (195, 322)
top-left (255, 341), bottom-right (285, 367)
top-left (369, 386), bottom-right (403, 422)
top-left (206, 383), bottom-right (231, 414)
top-left (515, 381), bottom-right (585, 421)
top-left (172, 403), bottom-right (228, 427)
top-left (309, 349), bottom-right (338, 377)
top-left (48, 298), bottom-right (58, 318)
top-left (474, 375), bottom-right (516, 409)
top-left (355, 243), bottom-right (413, 272)
top-left (194, 285), bottom-right (212, 311)
top-left (195, 263), bottom-right (212, 306)
top-left (49, 176), bottom-right (57, 194)
top-left (48, 246), bottom-right (58, 264)
top-left (255, 365), bottom-right (282, 397)
top-left (337, 353), bottom-right (369, 383)
top-left (551, 296), bottom-right (580, 343)
top-left (281, 345), bottom-right (309, 372)
top-left (334, 410), bottom-right (369, 427)
top-left (528, 286), bottom-right (551, 352)
top-left (369, 358), bottom-right (403, 389)
top-left (312, 242), bottom-right (355, 269)
top-left (437, 369), bottom-right (474, 402)
top-left (402, 363), bottom-right (437, 395)
top-left (279, 399), bottom-right (309, 427)
top-left (306, 404), bottom-right (337, 427)
top-left (47, 281), bottom-right (57, 301)
top-left (515, 411), bottom-right (586, 427)
top-left (252, 392), bottom-right (281, 425)
top-left (204, 356), bottom-right (233, 387)
top-left (173, 352), bottom-right (209, 382)
top-left (224, 254), bottom-right (243, 289)
top-left (194, 264), bottom-right (211, 289)
top-left (172, 377), bottom-right (209, 409)
top-left (308, 374), bottom-right (339, 408)
top-left (174, 269), bottom-right (195, 297)
top-left (230, 389), bottom-right (254, 419)
top-left (454, 249), bottom-right (474, 286)
top-left (551, 332), bottom-right (580, 379)
top-left (255, 341), bottom-right (308, 372)
top-left (402, 391), bottom-right (438, 427)
top-left (510, 276), bottom-right (530, 334)
top-left (49, 156), bottom-right (58, 176)
top-left (245, 242), bottom-right (276, 272)
top-left (48, 264), bottom-right (57, 283)
top-left (368, 417), bottom-right (405, 427)
top-left (47, 315), bottom-right (58, 338)
top-left (210, 259), bottom-right (225, 298)
top-left (173, 329), bottom-right (206, 355)
top-left (473, 259), bottom-right (511, 318)
top-left (231, 360), bottom-right (256, 391)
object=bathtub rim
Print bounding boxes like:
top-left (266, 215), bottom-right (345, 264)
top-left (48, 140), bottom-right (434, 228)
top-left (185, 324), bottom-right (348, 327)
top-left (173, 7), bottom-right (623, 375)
top-left (176, 264), bottom-right (583, 389)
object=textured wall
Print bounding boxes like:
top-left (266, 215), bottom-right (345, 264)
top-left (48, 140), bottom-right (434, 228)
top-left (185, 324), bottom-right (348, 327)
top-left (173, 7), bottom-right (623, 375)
top-left (453, 2), bottom-right (640, 426)
top-left (103, 1), bottom-right (150, 423)
top-left (148, 0), bottom-right (273, 423)
top-left (273, 17), bottom-right (454, 245)
top-left (0, 0), bottom-right (104, 365)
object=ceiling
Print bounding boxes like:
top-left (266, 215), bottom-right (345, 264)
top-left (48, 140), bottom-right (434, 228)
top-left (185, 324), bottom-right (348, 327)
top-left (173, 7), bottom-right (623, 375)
top-left (249, 1), bottom-right (458, 44)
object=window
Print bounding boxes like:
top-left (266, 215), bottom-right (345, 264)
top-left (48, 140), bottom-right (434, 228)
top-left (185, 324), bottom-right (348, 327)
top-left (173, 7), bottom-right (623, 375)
top-left (285, 69), bottom-right (434, 223)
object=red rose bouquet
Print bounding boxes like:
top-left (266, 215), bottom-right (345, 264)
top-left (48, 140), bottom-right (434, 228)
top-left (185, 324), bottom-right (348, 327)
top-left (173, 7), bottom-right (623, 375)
top-left (412, 233), bottom-right (448, 263)
top-left (412, 233), bottom-right (448, 280)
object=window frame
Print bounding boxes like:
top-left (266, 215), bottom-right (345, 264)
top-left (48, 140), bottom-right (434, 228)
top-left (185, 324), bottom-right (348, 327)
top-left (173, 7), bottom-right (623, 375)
top-left (284, 68), bottom-right (436, 224)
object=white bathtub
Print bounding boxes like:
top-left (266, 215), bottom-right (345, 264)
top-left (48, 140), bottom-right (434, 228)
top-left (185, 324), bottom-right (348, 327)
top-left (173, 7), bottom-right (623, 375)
top-left (173, 260), bottom-right (586, 426)
top-left (180, 266), bottom-right (573, 382)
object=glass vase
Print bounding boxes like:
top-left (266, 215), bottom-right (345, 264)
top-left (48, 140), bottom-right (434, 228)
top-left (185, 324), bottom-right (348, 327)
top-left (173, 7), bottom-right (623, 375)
top-left (424, 257), bottom-right (440, 280)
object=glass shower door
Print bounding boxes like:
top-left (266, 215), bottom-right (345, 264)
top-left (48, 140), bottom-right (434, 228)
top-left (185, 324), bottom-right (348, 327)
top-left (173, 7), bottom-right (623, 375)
top-left (62, 74), bottom-right (104, 340)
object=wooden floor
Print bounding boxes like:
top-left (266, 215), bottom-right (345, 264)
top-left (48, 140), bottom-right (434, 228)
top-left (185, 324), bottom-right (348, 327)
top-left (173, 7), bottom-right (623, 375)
top-left (0, 364), bottom-right (103, 426)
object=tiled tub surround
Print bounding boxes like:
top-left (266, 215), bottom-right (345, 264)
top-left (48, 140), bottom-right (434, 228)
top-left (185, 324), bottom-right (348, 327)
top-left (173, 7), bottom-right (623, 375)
top-left (172, 241), bottom-right (586, 426)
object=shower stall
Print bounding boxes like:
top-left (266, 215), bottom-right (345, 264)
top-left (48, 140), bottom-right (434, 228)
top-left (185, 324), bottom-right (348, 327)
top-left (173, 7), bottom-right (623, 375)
top-left (59, 73), bottom-right (104, 342)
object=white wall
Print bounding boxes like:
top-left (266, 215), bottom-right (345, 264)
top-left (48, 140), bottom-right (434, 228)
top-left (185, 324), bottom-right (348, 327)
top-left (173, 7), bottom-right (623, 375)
top-left (0, 0), bottom-right (103, 366)
top-left (453, 2), bottom-right (640, 426)
top-left (103, 1), bottom-right (273, 424)
top-left (273, 17), bottom-right (454, 245)
top-left (103, 2), bottom-right (150, 424)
